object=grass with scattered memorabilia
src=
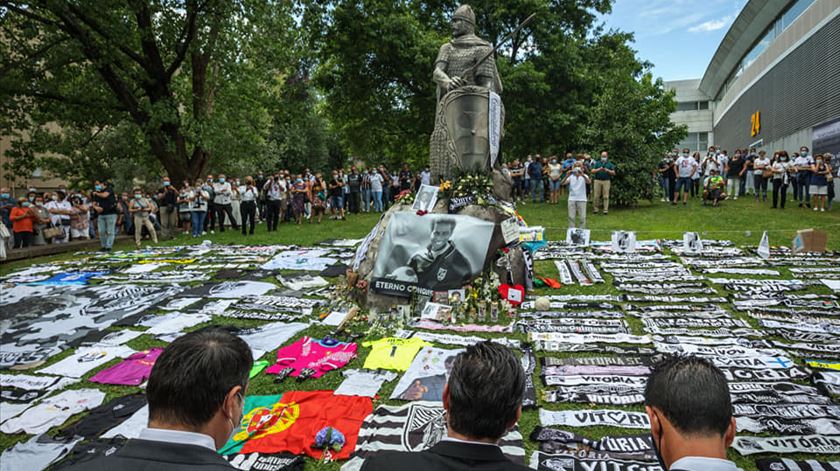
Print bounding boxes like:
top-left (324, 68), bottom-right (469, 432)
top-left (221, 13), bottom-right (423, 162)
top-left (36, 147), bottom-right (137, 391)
top-left (1, 194), bottom-right (839, 470)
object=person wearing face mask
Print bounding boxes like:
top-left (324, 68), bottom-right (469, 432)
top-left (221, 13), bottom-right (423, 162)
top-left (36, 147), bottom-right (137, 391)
top-left (212, 174), bottom-right (239, 233)
top-left (0, 187), bottom-right (17, 230)
top-left (810, 153), bottom-right (832, 212)
top-left (155, 176), bottom-right (179, 239)
top-left (590, 151), bottom-right (616, 213)
top-left (45, 191), bottom-right (72, 243)
top-left (644, 356), bottom-right (740, 471)
top-left (65, 329), bottom-right (251, 471)
top-left (724, 151), bottom-right (745, 200)
top-left (794, 146), bottom-right (813, 207)
top-left (546, 157), bottom-right (562, 204)
top-left (30, 195), bottom-right (51, 246)
top-left (10, 198), bottom-right (37, 249)
top-left (824, 151), bottom-right (838, 210)
top-left (68, 196), bottom-right (91, 240)
top-left (91, 180), bottom-right (118, 251)
top-left (562, 164), bottom-right (590, 229)
top-left (657, 153), bottom-right (675, 202)
top-left (770, 151), bottom-right (792, 209)
top-left (129, 188), bottom-right (158, 248)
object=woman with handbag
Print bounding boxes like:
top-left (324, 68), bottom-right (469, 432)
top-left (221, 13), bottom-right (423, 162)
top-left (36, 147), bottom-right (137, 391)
top-left (770, 151), bottom-right (791, 209)
top-left (810, 154), bottom-right (832, 212)
top-left (753, 150), bottom-right (771, 203)
top-left (290, 176), bottom-right (308, 225)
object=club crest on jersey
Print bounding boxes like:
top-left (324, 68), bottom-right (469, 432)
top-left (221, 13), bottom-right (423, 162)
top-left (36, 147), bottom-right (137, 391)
top-left (436, 268), bottom-right (447, 281)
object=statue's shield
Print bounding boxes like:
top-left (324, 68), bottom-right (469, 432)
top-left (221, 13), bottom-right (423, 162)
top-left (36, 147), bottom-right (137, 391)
top-left (442, 87), bottom-right (490, 173)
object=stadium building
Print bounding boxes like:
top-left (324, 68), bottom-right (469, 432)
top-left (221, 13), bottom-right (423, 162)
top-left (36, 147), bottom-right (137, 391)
top-left (666, 0), bottom-right (840, 156)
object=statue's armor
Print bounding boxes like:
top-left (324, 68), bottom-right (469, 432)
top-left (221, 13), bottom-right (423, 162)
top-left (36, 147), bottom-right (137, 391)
top-left (430, 38), bottom-right (503, 181)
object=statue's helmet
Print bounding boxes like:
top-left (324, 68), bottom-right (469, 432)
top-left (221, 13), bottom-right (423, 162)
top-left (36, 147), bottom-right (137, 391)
top-left (452, 4), bottom-right (476, 25)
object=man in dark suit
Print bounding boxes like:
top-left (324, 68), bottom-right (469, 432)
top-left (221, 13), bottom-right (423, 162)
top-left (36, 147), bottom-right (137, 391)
top-left (361, 341), bottom-right (530, 471)
top-left (645, 356), bottom-right (741, 471)
top-left (67, 328), bottom-right (252, 470)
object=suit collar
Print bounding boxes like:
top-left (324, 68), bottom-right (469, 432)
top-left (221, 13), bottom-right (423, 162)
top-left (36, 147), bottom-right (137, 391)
top-left (117, 439), bottom-right (230, 465)
top-left (428, 440), bottom-right (507, 462)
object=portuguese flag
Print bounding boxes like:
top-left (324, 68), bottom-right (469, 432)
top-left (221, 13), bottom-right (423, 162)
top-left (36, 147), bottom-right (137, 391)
top-left (219, 390), bottom-right (373, 461)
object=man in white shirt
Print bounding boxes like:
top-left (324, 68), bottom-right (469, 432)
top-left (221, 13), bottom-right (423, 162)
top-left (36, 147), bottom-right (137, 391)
top-left (420, 167), bottom-right (432, 186)
top-left (562, 165), bottom-right (590, 229)
top-left (45, 191), bottom-right (73, 243)
top-left (645, 356), bottom-right (742, 471)
top-left (793, 147), bottom-right (814, 207)
top-left (212, 174), bottom-right (239, 232)
top-left (66, 329), bottom-right (252, 471)
top-left (674, 149), bottom-right (697, 206)
top-left (370, 169), bottom-right (385, 212)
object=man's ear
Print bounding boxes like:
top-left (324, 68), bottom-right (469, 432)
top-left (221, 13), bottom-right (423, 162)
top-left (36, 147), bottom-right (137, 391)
top-left (506, 405), bottom-right (522, 432)
top-left (724, 417), bottom-right (737, 447)
top-left (645, 406), bottom-right (661, 439)
top-left (224, 385), bottom-right (243, 420)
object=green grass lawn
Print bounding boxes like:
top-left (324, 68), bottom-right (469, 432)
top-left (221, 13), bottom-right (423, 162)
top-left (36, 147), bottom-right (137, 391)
top-left (1, 195), bottom-right (838, 470)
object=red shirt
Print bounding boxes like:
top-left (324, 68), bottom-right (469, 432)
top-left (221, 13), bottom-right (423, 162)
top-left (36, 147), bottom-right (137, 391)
top-left (10, 207), bottom-right (34, 233)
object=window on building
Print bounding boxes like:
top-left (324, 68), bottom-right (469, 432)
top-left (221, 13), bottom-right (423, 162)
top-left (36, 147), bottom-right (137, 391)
top-left (676, 132), bottom-right (708, 153)
top-left (676, 102), bottom-right (697, 112)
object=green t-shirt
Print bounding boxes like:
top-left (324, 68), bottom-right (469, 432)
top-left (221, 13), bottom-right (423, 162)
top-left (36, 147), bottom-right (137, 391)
top-left (592, 161), bottom-right (615, 180)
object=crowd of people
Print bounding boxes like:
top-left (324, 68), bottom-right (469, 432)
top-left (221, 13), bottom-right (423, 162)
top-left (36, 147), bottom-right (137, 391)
top-left (1, 144), bottom-right (836, 254)
top-left (659, 145), bottom-right (838, 210)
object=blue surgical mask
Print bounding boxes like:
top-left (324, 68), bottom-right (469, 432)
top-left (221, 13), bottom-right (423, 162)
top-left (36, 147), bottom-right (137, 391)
top-left (219, 178), bottom-right (226, 183)
top-left (134, 194), bottom-right (142, 199)
top-left (163, 181), bottom-right (170, 187)
top-left (0, 193), bottom-right (8, 199)
top-left (95, 184), bottom-right (103, 191)
top-left (22, 202), bottom-right (31, 208)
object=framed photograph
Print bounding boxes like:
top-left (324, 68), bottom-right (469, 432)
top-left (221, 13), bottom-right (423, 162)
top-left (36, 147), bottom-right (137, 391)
top-left (411, 184), bottom-right (439, 213)
top-left (565, 228), bottom-right (591, 246)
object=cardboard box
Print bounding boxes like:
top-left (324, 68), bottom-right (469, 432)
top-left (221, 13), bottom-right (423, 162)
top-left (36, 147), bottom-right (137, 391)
top-left (792, 229), bottom-right (827, 254)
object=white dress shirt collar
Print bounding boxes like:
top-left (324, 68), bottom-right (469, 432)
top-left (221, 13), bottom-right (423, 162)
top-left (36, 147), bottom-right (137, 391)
top-left (440, 435), bottom-right (499, 447)
top-left (138, 427), bottom-right (216, 451)
top-left (670, 456), bottom-right (742, 471)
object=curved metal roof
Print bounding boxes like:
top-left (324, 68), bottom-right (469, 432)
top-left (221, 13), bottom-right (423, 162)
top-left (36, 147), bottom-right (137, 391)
top-left (698, 0), bottom-right (792, 99)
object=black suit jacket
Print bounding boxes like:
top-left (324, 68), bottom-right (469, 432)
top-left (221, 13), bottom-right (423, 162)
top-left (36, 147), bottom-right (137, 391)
top-left (63, 439), bottom-right (233, 471)
top-left (359, 440), bottom-right (531, 471)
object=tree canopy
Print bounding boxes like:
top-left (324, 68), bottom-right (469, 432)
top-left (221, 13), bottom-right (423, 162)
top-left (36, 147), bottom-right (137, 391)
top-left (1, 0), bottom-right (684, 204)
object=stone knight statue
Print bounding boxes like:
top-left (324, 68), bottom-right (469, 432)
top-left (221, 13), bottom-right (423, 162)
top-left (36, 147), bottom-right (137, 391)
top-left (430, 4), bottom-right (504, 181)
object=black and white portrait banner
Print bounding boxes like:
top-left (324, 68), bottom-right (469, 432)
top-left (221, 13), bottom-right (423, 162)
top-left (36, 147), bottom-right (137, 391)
top-left (539, 409), bottom-right (650, 429)
top-left (530, 452), bottom-right (663, 471)
top-left (733, 435), bottom-right (840, 456)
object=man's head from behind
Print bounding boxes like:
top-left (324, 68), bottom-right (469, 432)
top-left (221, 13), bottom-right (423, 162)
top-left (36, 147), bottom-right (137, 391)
top-left (443, 341), bottom-right (525, 442)
top-left (644, 355), bottom-right (736, 468)
top-left (146, 328), bottom-right (253, 449)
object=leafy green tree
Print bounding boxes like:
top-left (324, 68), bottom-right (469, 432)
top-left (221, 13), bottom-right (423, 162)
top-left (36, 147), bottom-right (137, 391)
top-left (1, 0), bottom-right (297, 185)
top-left (582, 32), bottom-right (686, 205)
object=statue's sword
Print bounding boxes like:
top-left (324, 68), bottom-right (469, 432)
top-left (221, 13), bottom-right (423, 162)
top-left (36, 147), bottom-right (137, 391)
top-left (460, 13), bottom-right (537, 78)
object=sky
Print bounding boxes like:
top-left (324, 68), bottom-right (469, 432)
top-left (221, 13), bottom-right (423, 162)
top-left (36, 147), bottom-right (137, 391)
top-left (598, 0), bottom-right (749, 82)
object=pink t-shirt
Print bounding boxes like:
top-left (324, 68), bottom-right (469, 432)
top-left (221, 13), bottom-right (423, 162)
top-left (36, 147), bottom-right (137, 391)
top-left (266, 337), bottom-right (356, 378)
top-left (89, 348), bottom-right (164, 386)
